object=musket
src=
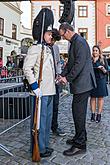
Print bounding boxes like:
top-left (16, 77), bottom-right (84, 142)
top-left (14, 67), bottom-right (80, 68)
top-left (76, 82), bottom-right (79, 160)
top-left (32, 12), bottom-right (45, 162)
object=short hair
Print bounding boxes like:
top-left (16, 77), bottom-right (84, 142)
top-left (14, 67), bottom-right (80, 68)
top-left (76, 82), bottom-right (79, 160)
top-left (59, 22), bottom-right (74, 32)
top-left (52, 28), bottom-right (61, 41)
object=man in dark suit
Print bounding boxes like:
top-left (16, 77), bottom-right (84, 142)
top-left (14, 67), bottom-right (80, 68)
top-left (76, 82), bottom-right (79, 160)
top-left (58, 22), bottom-right (96, 156)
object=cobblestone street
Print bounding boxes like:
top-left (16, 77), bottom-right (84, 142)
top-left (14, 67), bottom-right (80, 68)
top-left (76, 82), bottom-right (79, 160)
top-left (0, 85), bottom-right (110, 165)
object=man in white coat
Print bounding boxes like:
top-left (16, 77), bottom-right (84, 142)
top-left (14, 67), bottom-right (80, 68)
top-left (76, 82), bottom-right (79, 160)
top-left (23, 8), bottom-right (56, 158)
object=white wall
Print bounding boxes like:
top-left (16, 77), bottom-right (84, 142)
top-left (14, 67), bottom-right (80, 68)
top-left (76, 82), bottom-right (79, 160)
top-left (0, 3), bottom-right (21, 39)
top-left (20, 24), bottom-right (32, 41)
top-left (31, 1), bottom-right (61, 29)
top-left (20, 1), bottom-right (31, 29)
top-left (75, 1), bottom-right (95, 51)
top-left (0, 2), bottom-right (22, 65)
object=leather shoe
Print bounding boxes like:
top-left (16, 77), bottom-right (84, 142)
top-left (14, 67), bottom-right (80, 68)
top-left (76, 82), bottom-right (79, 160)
top-left (63, 146), bottom-right (86, 156)
top-left (40, 151), bottom-right (52, 158)
top-left (46, 147), bottom-right (54, 153)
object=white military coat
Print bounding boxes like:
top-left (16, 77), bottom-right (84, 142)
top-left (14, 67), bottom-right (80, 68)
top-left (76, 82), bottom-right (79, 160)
top-left (23, 44), bottom-right (56, 96)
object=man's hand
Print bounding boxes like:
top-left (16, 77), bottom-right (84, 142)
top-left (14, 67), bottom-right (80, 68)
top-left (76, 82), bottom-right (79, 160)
top-left (33, 88), bottom-right (42, 97)
top-left (56, 75), bottom-right (67, 85)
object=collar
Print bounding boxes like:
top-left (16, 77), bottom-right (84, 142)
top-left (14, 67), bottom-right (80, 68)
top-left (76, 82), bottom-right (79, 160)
top-left (33, 40), bottom-right (49, 46)
top-left (70, 33), bottom-right (78, 43)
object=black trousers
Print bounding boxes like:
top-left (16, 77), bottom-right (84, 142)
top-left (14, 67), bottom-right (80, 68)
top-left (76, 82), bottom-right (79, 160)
top-left (51, 85), bottom-right (60, 131)
top-left (72, 91), bottom-right (90, 146)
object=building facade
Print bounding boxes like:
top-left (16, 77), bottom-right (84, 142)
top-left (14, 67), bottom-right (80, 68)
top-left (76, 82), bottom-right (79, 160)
top-left (95, 0), bottom-right (110, 54)
top-left (31, 0), bottom-right (69, 55)
top-left (77, 0), bottom-right (110, 54)
top-left (0, 2), bottom-right (32, 66)
top-left (31, 0), bottom-right (95, 53)
top-left (75, 0), bottom-right (95, 50)
top-left (0, 2), bottom-right (22, 65)
top-left (31, 0), bottom-right (110, 54)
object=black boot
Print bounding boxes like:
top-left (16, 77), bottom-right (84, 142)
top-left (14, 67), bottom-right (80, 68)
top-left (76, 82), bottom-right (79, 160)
top-left (63, 144), bottom-right (86, 156)
top-left (91, 113), bottom-right (95, 122)
top-left (96, 114), bottom-right (101, 123)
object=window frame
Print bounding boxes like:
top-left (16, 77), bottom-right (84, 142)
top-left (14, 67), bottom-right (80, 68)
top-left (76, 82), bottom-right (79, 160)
top-left (12, 24), bottom-right (17, 40)
top-left (78, 28), bottom-right (88, 40)
top-left (78, 5), bottom-right (88, 18)
top-left (0, 47), bottom-right (3, 59)
top-left (106, 4), bottom-right (110, 16)
top-left (59, 5), bottom-right (64, 18)
top-left (106, 24), bottom-right (110, 38)
top-left (41, 6), bottom-right (51, 9)
top-left (0, 18), bottom-right (4, 35)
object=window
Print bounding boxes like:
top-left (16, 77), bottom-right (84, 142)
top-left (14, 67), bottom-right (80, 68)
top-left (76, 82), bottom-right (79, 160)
top-left (0, 47), bottom-right (3, 58)
top-left (78, 6), bottom-right (88, 17)
top-left (78, 28), bottom-right (88, 40)
top-left (0, 18), bottom-right (4, 35)
top-left (42, 6), bottom-right (51, 9)
top-left (106, 4), bottom-right (110, 15)
top-left (59, 5), bottom-right (64, 17)
top-left (106, 25), bottom-right (110, 38)
top-left (12, 24), bottom-right (17, 39)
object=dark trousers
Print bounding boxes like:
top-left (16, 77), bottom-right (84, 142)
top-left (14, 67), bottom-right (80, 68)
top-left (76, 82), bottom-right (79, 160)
top-left (51, 85), bottom-right (60, 131)
top-left (72, 91), bottom-right (90, 147)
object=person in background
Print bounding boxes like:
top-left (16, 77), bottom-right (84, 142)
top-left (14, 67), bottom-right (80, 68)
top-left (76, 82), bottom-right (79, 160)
top-left (60, 55), bottom-right (65, 71)
top-left (1, 66), bottom-right (8, 78)
top-left (0, 57), bottom-right (3, 76)
top-left (90, 45), bottom-right (108, 123)
top-left (6, 56), bottom-right (15, 76)
top-left (10, 56), bottom-right (15, 69)
top-left (50, 28), bottom-right (66, 136)
top-left (58, 22), bottom-right (96, 156)
top-left (106, 54), bottom-right (110, 83)
top-left (0, 57), bottom-right (3, 68)
top-left (23, 8), bottom-right (55, 158)
top-left (6, 56), bottom-right (12, 68)
top-left (63, 57), bottom-right (68, 68)
top-left (19, 58), bottom-right (24, 69)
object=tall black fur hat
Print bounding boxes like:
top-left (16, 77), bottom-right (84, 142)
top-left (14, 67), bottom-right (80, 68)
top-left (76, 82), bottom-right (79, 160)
top-left (32, 8), bottom-right (54, 42)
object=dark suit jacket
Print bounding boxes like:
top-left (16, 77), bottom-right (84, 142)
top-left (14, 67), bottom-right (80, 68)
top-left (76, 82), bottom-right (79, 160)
top-left (61, 33), bottom-right (96, 94)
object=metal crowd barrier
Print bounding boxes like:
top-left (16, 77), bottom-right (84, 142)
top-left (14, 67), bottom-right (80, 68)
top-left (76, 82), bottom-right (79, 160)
top-left (0, 75), bottom-right (25, 83)
top-left (0, 92), bottom-right (30, 120)
top-left (0, 81), bottom-right (31, 156)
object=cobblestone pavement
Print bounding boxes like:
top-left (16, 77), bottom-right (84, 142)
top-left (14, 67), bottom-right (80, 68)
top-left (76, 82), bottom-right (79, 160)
top-left (0, 85), bottom-right (110, 165)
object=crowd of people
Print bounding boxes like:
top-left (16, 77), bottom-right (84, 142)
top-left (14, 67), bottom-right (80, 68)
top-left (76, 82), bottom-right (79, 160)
top-left (23, 8), bottom-right (109, 159)
top-left (0, 56), bottom-right (24, 79)
top-left (0, 56), bottom-right (15, 78)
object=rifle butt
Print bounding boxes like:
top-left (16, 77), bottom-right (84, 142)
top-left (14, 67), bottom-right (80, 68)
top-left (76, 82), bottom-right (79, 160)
top-left (32, 143), bottom-right (41, 162)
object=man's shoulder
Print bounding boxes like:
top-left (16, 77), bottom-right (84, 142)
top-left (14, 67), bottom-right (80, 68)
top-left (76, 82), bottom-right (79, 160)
top-left (29, 43), bottom-right (42, 50)
top-left (76, 35), bottom-right (89, 48)
top-left (27, 43), bottom-right (43, 55)
top-left (53, 44), bottom-right (59, 49)
top-left (53, 44), bottom-right (59, 53)
top-left (71, 34), bottom-right (83, 45)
